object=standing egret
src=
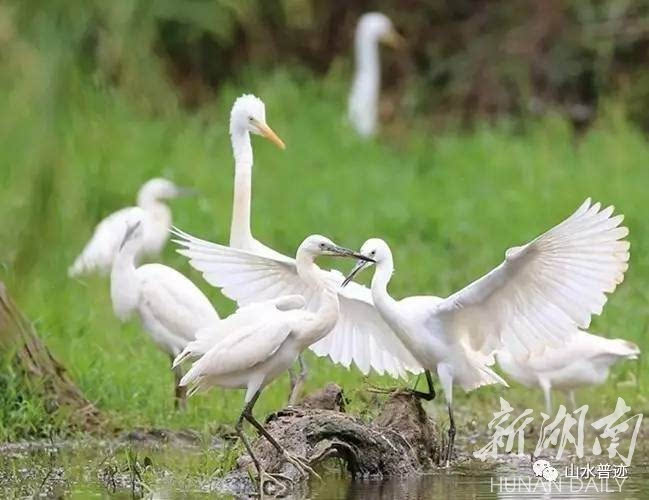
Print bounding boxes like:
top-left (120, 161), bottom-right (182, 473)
top-left (111, 210), bottom-right (219, 409)
top-left (174, 235), bottom-right (374, 493)
top-left (348, 12), bottom-right (404, 137)
top-left (497, 331), bottom-right (640, 414)
top-left (69, 178), bottom-right (192, 277)
top-left (227, 94), bottom-right (286, 258)
top-left (342, 199), bottom-right (629, 463)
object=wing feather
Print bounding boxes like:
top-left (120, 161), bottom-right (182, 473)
top-left (172, 230), bottom-right (422, 378)
top-left (435, 199), bottom-right (629, 359)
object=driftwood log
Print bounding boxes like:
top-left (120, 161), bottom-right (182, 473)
top-left (213, 384), bottom-right (442, 497)
top-left (0, 282), bottom-right (104, 431)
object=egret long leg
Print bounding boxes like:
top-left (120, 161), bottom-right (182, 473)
top-left (446, 403), bottom-right (456, 466)
top-left (244, 390), bottom-right (320, 480)
top-left (235, 392), bottom-right (289, 495)
top-left (287, 355), bottom-right (308, 405)
top-left (170, 355), bottom-right (187, 411)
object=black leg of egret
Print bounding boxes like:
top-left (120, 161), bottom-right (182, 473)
top-left (243, 390), bottom-right (320, 480)
top-left (236, 392), bottom-right (289, 495)
top-left (367, 370), bottom-right (436, 401)
top-left (288, 355), bottom-right (308, 406)
top-left (412, 370), bottom-right (436, 401)
top-left (446, 403), bottom-right (456, 466)
top-left (170, 355), bottom-right (186, 411)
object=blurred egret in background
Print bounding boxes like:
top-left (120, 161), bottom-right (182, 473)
top-left (111, 211), bottom-right (219, 409)
top-left (69, 178), bottom-right (192, 277)
top-left (342, 199), bottom-right (629, 464)
top-left (348, 12), bottom-right (404, 137)
top-left (497, 330), bottom-right (640, 414)
top-left (175, 235), bottom-right (374, 493)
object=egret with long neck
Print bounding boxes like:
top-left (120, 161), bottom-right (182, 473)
top-left (69, 177), bottom-right (192, 277)
top-left (344, 200), bottom-right (630, 464)
top-left (111, 211), bottom-right (219, 409)
top-left (228, 94), bottom-right (285, 256)
top-left (348, 12), bottom-right (403, 137)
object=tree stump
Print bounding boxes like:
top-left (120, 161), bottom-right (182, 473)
top-left (0, 282), bottom-right (104, 432)
top-left (212, 384), bottom-right (442, 497)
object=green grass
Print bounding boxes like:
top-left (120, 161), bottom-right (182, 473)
top-left (1, 66), bottom-right (647, 440)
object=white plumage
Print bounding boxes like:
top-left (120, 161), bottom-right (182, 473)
top-left (110, 208), bottom-right (219, 408)
top-left (497, 331), bottom-right (639, 414)
top-left (348, 12), bottom-right (403, 137)
top-left (69, 178), bottom-right (189, 277)
top-left (342, 199), bottom-right (629, 463)
top-left (227, 94), bottom-right (286, 258)
top-left (172, 227), bottom-right (422, 380)
top-left (174, 236), bottom-right (371, 490)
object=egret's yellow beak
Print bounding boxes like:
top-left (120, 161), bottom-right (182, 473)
top-left (382, 29), bottom-right (405, 49)
top-left (253, 119), bottom-right (286, 150)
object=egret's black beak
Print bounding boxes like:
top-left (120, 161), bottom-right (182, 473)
top-left (342, 258), bottom-right (372, 287)
top-left (326, 244), bottom-right (376, 262)
top-left (120, 221), bottom-right (142, 251)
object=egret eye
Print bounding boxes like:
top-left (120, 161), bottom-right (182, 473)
top-left (371, 250), bottom-right (376, 255)
top-left (319, 243), bottom-right (325, 248)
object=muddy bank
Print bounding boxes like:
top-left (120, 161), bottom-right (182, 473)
top-left (211, 384), bottom-right (443, 497)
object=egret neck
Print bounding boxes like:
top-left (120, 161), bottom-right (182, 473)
top-left (110, 236), bottom-right (140, 322)
top-left (229, 126), bottom-right (254, 248)
top-left (370, 253), bottom-right (399, 326)
top-left (295, 249), bottom-right (340, 340)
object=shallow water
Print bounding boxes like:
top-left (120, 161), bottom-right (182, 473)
top-left (1, 440), bottom-right (647, 499)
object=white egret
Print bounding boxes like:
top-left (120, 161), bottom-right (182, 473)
top-left (69, 178), bottom-right (192, 277)
top-left (227, 94), bottom-right (286, 257)
top-left (348, 12), bottom-right (404, 137)
top-left (226, 94), bottom-right (314, 402)
top-left (111, 210), bottom-right (219, 409)
top-left (497, 331), bottom-right (639, 414)
top-left (342, 199), bottom-right (629, 463)
top-left (174, 235), bottom-right (374, 493)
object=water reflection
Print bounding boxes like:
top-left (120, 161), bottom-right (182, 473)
top-left (311, 462), bottom-right (649, 500)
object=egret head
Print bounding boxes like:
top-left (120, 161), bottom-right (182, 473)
top-left (229, 94), bottom-right (285, 149)
top-left (298, 235), bottom-right (376, 261)
top-left (342, 238), bottom-right (391, 286)
top-left (138, 178), bottom-right (195, 205)
top-left (357, 13), bottom-right (404, 48)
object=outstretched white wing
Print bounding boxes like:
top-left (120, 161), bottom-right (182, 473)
top-left (435, 199), bottom-right (629, 359)
top-left (69, 206), bottom-right (143, 277)
top-left (172, 229), bottom-right (422, 379)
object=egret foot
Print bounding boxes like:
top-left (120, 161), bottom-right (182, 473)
top-left (365, 370), bottom-right (435, 402)
top-left (256, 468), bottom-right (290, 496)
top-left (282, 451), bottom-right (321, 481)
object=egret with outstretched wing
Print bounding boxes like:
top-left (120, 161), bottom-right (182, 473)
top-left (342, 199), bottom-right (629, 463)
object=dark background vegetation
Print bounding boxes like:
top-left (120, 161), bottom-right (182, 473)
top-left (10, 1), bottom-right (649, 130)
